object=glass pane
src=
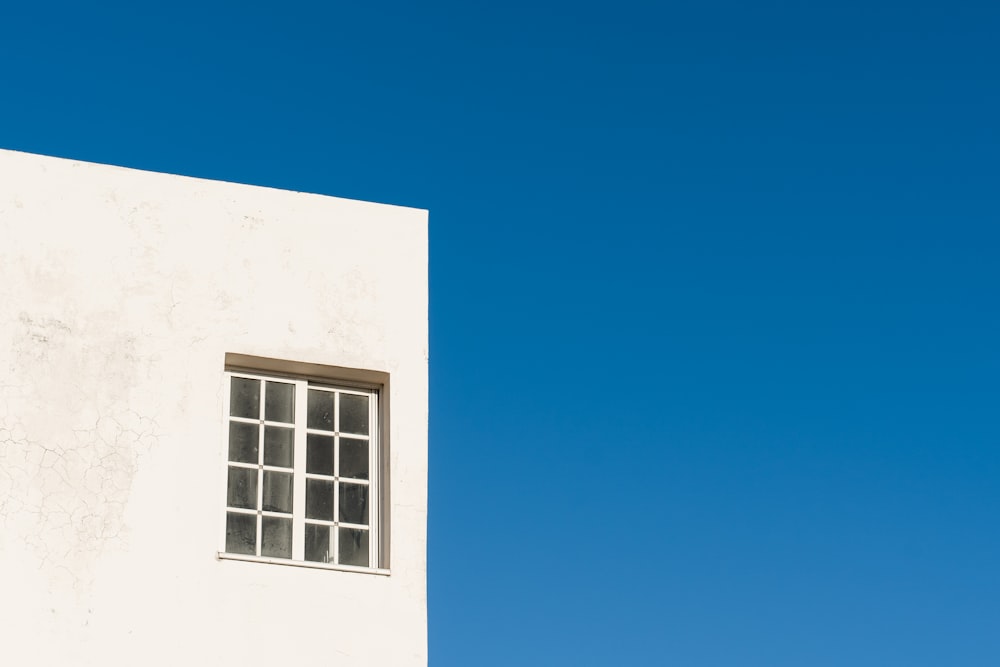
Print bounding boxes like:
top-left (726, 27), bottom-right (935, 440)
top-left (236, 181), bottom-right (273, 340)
top-left (226, 512), bottom-right (256, 555)
top-left (228, 421), bottom-right (259, 464)
top-left (264, 426), bottom-right (294, 468)
top-left (338, 528), bottom-right (369, 567)
top-left (339, 394), bottom-right (369, 435)
top-left (339, 482), bottom-right (368, 525)
top-left (308, 389), bottom-right (334, 430)
top-left (340, 438), bottom-right (369, 480)
top-left (227, 466), bottom-right (258, 510)
top-left (262, 471), bottom-right (293, 513)
top-left (306, 479), bottom-right (335, 521)
top-left (230, 377), bottom-right (260, 419)
top-left (304, 523), bottom-right (332, 563)
top-left (261, 516), bottom-right (292, 558)
top-left (265, 381), bottom-right (295, 423)
top-left (306, 434), bottom-right (334, 475)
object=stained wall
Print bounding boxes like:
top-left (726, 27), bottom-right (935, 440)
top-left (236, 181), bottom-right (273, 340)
top-left (0, 150), bottom-right (428, 666)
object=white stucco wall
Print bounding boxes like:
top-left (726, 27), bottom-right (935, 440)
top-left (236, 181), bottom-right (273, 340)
top-left (0, 150), bottom-right (428, 666)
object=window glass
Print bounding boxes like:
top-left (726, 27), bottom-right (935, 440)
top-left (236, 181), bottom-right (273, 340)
top-left (223, 372), bottom-right (380, 570)
top-left (261, 517), bottom-right (293, 558)
top-left (306, 479), bottom-right (335, 521)
top-left (306, 434), bottom-right (335, 475)
top-left (339, 483), bottom-right (368, 525)
top-left (307, 389), bottom-right (334, 430)
top-left (226, 512), bottom-right (256, 555)
top-left (227, 467), bottom-right (258, 510)
top-left (228, 422), bottom-right (259, 464)
top-left (339, 394), bottom-right (369, 435)
top-left (265, 381), bottom-right (295, 423)
top-left (262, 471), bottom-right (293, 513)
top-left (264, 426), bottom-right (294, 467)
top-left (340, 438), bottom-right (369, 480)
top-left (230, 377), bottom-right (260, 419)
top-left (304, 524), bottom-right (331, 563)
top-left (339, 528), bottom-right (368, 567)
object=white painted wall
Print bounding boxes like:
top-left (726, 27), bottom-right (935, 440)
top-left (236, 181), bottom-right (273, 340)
top-left (0, 150), bottom-right (428, 666)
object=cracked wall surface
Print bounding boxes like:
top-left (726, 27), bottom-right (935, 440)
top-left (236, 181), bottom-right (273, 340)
top-left (0, 150), bottom-right (428, 667)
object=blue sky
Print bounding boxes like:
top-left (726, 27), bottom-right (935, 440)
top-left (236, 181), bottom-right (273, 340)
top-left (3, 1), bottom-right (999, 664)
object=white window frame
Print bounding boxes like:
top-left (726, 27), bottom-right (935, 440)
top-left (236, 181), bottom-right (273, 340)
top-left (218, 367), bottom-right (389, 575)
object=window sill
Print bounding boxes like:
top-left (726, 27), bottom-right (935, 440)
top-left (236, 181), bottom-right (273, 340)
top-left (217, 552), bottom-right (391, 576)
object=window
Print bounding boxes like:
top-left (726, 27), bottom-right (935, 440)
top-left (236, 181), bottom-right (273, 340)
top-left (219, 360), bottom-right (387, 572)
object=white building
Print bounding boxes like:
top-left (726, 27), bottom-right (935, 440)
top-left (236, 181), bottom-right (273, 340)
top-left (0, 150), bottom-right (429, 666)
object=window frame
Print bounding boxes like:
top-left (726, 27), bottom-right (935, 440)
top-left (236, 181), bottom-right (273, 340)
top-left (218, 354), bottom-right (390, 575)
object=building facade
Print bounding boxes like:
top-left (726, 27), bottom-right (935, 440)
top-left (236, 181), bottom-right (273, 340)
top-left (0, 150), bottom-right (428, 666)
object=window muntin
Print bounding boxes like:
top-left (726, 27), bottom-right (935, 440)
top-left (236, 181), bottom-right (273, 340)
top-left (221, 372), bottom-right (380, 570)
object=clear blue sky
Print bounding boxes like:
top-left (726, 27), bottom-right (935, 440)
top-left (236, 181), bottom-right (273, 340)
top-left (3, 1), bottom-right (998, 664)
